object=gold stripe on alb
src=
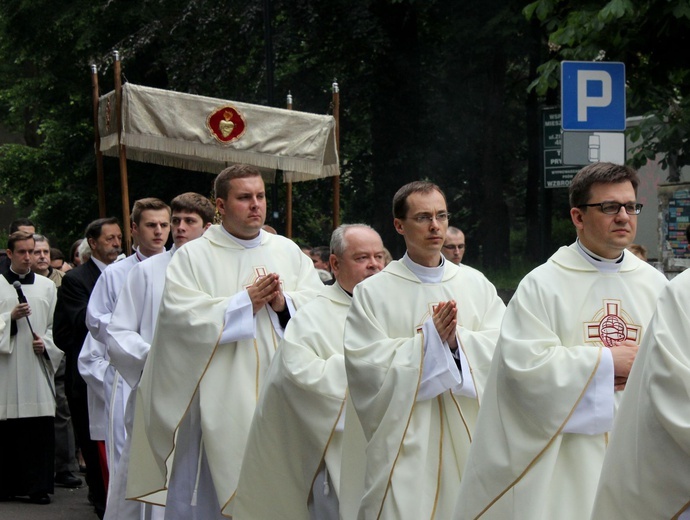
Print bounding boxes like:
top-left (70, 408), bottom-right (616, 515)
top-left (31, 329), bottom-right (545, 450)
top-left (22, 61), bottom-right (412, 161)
top-left (473, 347), bottom-right (604, 519)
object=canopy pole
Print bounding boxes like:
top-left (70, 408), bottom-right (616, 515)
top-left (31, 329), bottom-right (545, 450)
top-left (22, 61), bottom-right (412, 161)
top-left (285, 92), bottom-right (293, 238)
top-left (114, 50), bottom-right (132, 254)
top-left (91, 64), bottom-right (106, 217)
top-left (332, 81), bottom-right (340, 231)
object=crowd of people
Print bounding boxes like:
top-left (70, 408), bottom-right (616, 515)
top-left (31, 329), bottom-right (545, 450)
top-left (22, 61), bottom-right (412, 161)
top-left (1, 161), bottom-right (689, 519)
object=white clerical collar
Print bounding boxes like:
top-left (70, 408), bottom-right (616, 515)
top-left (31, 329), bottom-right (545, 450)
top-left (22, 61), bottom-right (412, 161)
top-left (91, 256), bottom-right (108, 272)
top-left (221, 225), bottom-right (263, 249)
top-left (9, 266), bottom-right (31, 279)
top-left (401, 252), bottom-right (445, 283)
top-left (168, 244), bottom-right (178, 256)
top-left (576, 239), bottom-right (623, 274)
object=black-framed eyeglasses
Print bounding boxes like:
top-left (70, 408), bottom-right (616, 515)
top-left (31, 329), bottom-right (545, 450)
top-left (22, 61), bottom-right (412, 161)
top-left (407, 212), bottom-right (451, 224)
top-left (577, 202), bottom-right (643, 215)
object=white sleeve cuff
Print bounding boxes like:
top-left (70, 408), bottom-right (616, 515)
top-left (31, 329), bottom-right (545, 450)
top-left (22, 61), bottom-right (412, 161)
top-left (266, 294), bottom-right (296, 340)
top-left (219, 290), bottom-right (256, 344)
top-left (416, 319), bottom-right (462, 401)
top-left (563, 347), bottom-right (614, 435)
top-left (451, 340), bottom-right (477, 398)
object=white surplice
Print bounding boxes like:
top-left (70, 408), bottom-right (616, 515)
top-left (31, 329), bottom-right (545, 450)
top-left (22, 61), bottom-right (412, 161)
top-left (234, 282), bottom-right (353, 520)
top-left (103, 249), bottom-right (174, 520)
top-left (453, 244), bottom-right (668, 520)
top-left (0, 275), bottom-right (63, 419)
top-left (81, 252), bottom-right (144, 471)
top-left (591, 267), bottom-right (690, 519)
top-left (126, 226), bottom-right (322, 519)
top-left (341, 256), bottom-right (505, 520)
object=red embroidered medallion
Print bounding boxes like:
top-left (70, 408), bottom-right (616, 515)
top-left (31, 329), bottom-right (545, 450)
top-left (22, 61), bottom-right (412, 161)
top-left (207, 105), bottom-right (246, 144)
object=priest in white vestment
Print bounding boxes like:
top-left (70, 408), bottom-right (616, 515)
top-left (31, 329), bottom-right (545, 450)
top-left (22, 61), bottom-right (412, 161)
top-left (591, 267), bottom-right (690, 519)
top-left (454, 163), bottom-right (669, 520)
top-left (127, 165), bottom-right (323, 520)
top-left (0, 232), bottom-right (63, 504)
top-left (341, 181), bottom-right (506, 520)
top-left (234, 224), bottom-right (386, 520)
top-left (104, 193), bottom-right (213, 520)
top-left (80, 198), bottom-right (170, 479)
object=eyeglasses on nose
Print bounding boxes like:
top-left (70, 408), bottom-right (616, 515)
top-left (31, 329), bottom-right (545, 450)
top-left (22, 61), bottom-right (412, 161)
top-left (577, 202), bottom-right (642, 215)
top-left (407, 212), bottom-right (451, 224)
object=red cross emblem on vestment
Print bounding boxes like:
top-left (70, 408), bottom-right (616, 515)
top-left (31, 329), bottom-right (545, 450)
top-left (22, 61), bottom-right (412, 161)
top-left (584, 299), bottom-right (641, 347)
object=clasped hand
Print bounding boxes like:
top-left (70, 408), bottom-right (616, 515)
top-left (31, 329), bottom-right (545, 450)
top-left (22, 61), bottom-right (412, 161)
top-left (433, 300), bottom-right (458, 351)
top-left (247, 273), bottom-right (285, 315)
top-left (610, 339), bottom-right (638, 391)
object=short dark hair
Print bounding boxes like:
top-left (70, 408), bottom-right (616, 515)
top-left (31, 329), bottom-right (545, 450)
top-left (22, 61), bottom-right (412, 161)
top-left (214, 164), bottom-right (262, 201)
top-left (171, 192), bottom-right (215, 225)
top-left (7, 230), bottom-right (34, 252)
top-left (84, 217), bottom-right (120, 244)
top-left (569, 162), bottom-right (640, 208)
top-left (51, 247), bottom-right (65, 262)
top-left (9, 218), bottom-right (34, 234)
top-left (311, 245), bottom-right (330, 263)
top-left (131, 198), bottom-right (170, 225)
top-left (392, 181), bottom-right (446, 219)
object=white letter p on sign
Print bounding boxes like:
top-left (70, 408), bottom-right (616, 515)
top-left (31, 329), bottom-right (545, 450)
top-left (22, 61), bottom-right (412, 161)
top-left (577, 70), bottom-right (612, 122)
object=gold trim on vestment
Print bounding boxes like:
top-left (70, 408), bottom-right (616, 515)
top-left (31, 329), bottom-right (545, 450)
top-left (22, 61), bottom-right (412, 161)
top-left (375, 333), bottom-right (426, 520)
top-left (131, 326), bottom-right (225, 503)
top-left (429, 396), bottom-right (444, 520)
top-left (307, 397), bottom-right (347, 506)
top-left (672, 499), bottom-right (690, 520)
top-left (474, 347), bottom-right (604, 519)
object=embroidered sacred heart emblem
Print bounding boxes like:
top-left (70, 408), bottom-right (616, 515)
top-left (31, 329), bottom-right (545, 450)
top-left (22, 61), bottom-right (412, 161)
top-left (207, 105), bottom-right (246, 144)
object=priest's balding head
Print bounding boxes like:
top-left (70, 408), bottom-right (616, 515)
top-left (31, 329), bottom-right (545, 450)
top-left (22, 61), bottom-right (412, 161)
top-left (329, 224), bottom-right (385, 293)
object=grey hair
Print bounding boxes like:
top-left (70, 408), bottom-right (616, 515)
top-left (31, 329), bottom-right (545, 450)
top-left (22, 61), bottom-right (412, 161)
top-left (330, 223), bottom-right (377, 257)
top-left (32, 234), bottom-right (49, 245)
top-left (78, 237), bottom-right (92, 263)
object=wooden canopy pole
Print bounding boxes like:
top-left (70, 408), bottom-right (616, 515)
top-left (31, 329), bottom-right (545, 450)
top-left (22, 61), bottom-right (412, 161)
top-left (332, 81), bottom-right (340, 230)
top-left (285, 92), bottom-right (293, 238)
top-left (114, 50), bottom-right (132, 254)
top-left (91, 64), bottom-right (107, 217)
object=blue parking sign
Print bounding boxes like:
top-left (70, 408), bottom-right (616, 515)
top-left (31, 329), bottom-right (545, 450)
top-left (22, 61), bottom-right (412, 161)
top-left (561, 61), bottom-right (626, 131)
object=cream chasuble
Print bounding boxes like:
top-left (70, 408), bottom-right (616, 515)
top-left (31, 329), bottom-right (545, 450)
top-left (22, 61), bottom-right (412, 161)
top-left (342, 259), bottom-right (505, 520)
top-left (453, 244), bottom-right (668, 520)
top-left (0, 275), bottom-right (62, 419)
top-left (591, 268), bottom-right (690, 520)
top-left (127, 225), bottom-right (322, 516)
top-left (234, 282), bottom-right (353, 519)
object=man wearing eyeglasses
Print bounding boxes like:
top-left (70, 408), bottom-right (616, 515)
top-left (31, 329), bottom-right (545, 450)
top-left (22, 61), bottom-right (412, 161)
top-left (442, 226), bottom-right (466, 264)
top-left (340, 181), bottom-right (506, 519)
top-left (454, 162), bottom-right (668, 520)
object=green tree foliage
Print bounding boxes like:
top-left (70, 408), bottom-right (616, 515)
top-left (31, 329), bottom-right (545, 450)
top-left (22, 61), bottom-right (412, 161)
top-left (1, 0), bottom-right (535, 268)
top-left (525, 0), bottom-right (690, 180)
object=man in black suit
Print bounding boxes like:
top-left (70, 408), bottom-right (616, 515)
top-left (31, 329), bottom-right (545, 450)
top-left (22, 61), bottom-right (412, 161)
top-left (54, 217), bottom-right (122, 519)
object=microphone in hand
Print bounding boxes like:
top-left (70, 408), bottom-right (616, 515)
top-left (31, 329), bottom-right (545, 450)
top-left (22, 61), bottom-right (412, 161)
top-left (12, 281), bottom-right (35, 336)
